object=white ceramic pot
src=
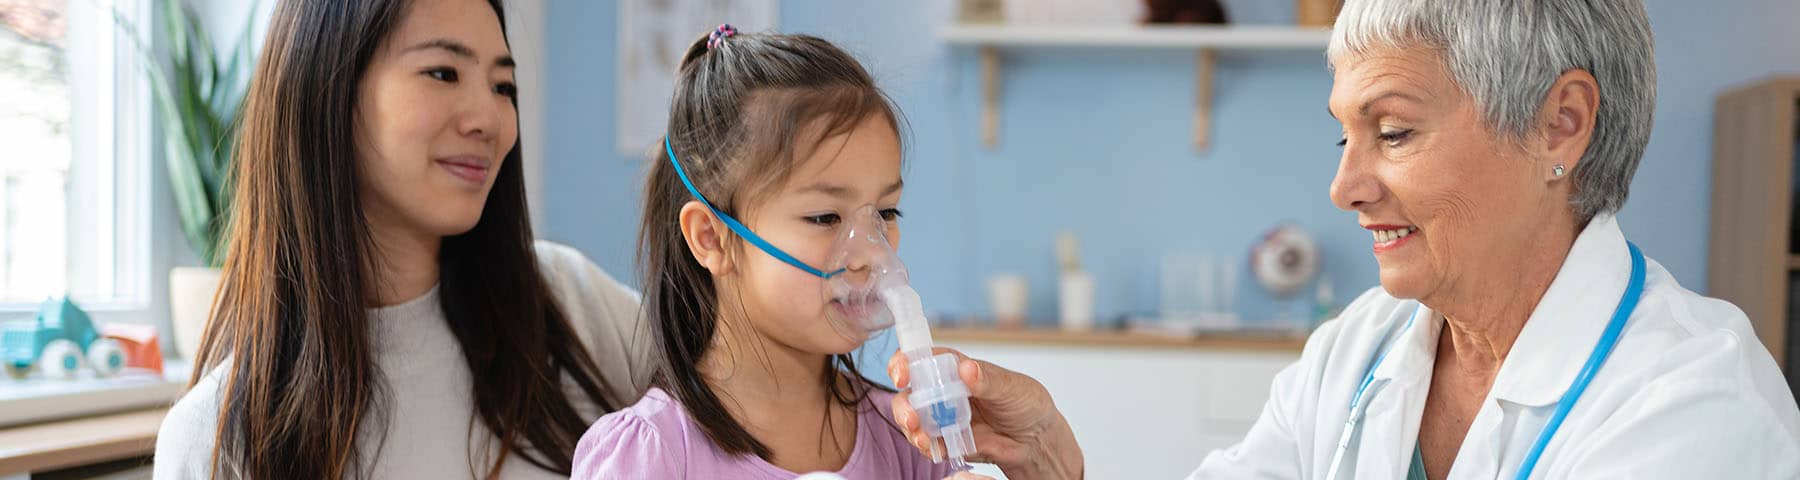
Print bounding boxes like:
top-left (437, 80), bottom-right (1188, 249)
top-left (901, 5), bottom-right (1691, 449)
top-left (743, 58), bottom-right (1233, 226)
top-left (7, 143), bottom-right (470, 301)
top-left (1059, 271), bottom-right (1095, 332)
top-left (987, 274), bottom-right (1029, 329)
top-left (169, 267), bottom-right (223, 361)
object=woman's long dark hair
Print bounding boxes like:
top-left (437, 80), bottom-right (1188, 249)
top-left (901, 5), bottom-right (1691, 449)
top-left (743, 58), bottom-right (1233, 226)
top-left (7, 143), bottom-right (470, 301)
top-left (192, 1), bottom-right (618, 478)
top-left (639, 31), bottom-right (904, 459)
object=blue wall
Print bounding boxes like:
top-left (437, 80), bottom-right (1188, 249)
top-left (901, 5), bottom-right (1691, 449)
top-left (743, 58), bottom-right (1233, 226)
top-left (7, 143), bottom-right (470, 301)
top-left (542, 1), bottom-right (1800, 333)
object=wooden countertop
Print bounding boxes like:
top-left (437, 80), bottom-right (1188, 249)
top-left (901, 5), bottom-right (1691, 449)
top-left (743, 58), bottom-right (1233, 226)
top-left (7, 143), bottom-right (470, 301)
top-left (0, 407), bottom-right (165, 475)
top-left (933, 326), bottom-right (1309, 352)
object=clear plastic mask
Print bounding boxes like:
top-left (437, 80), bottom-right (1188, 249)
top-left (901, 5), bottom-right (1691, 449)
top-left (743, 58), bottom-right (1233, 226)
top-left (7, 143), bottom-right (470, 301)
top-left (821, 205), bottom-right (906, 343)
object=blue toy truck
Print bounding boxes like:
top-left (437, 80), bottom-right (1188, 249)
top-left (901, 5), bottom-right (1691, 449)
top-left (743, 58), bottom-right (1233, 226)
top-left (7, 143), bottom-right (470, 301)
top-left (1, 297), bottom-right (126, 380)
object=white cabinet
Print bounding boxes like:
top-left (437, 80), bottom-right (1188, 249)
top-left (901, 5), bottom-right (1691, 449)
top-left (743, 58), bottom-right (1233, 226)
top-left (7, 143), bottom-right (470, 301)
top-left (938, 331), bottom-right (1301, 479)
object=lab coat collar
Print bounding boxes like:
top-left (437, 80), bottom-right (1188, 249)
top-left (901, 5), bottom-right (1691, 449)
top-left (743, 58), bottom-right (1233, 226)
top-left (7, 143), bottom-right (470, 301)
top-left (1358, 300), bottom-right (1441, 480)
top-left (1367, 301), bottom-right (1442, 389)
top-left (1486, 213), bottom-right (1634, 407)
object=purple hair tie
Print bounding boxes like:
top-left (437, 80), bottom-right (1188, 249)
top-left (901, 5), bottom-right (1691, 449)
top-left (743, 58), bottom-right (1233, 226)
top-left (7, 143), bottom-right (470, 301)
top-left (707, 24), bottom-right (738, 50)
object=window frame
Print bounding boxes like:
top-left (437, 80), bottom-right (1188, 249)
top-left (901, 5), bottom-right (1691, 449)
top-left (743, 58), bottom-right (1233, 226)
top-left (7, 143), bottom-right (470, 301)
top-left (0, 0), bottom-right (169, 333)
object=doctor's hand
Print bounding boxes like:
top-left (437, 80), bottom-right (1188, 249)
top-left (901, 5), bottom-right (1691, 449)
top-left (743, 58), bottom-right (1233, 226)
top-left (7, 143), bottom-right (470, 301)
top-left (887, 348), bottom-right (1084, 480)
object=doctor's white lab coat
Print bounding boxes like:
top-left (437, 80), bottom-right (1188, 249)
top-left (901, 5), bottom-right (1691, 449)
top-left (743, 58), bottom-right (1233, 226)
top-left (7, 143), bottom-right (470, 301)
top-left (1190, 215), bottom-right (1800, 479)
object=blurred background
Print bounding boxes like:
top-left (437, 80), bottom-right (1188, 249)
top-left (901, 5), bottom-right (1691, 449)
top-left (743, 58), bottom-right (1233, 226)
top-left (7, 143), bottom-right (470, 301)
top-left (2, 0), bottom-right (1798, 477)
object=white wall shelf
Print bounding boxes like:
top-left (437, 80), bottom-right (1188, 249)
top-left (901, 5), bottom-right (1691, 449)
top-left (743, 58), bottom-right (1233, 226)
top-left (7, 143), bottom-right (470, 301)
top-left (938, 24), bottom-right (1332, 151)
top-left (939, 24), bottom-right (1331, 49)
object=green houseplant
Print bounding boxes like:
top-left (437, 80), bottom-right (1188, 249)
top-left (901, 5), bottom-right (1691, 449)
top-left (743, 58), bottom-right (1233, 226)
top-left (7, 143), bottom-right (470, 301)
top-left (115, 0), bottom-right (257, 359)
top-left (125, 0), bottom-right (256, 266)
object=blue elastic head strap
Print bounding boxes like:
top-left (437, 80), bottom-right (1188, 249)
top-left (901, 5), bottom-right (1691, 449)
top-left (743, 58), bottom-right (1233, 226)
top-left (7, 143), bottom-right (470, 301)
top-left (665, 137), bottom-right (846, 279)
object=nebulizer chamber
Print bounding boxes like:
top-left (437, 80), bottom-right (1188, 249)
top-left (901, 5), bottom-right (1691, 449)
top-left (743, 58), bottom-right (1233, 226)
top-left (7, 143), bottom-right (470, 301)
top-left (824, 206), bottom-right (977, 469)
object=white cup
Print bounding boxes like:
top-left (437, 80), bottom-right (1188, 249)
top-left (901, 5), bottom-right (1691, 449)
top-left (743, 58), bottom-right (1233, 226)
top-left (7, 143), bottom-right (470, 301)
top-left (988, 274), bottom-right (1029, 329)
top-left (1059, 272), bottom-right (1095, 332)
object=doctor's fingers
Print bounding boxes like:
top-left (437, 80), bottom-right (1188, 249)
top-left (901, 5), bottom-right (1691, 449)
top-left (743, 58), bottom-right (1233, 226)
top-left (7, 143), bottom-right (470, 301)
top-left (889, 347), bottom-right (979, 389)
top-left (894, 351), bottom-right (1059, 433)
top-left (961, 358), bottom-right (1064, 435)
top-left (895, 394), bottom-right (1025, 466)
top-left (890, 347), bottom-right (1043, 414)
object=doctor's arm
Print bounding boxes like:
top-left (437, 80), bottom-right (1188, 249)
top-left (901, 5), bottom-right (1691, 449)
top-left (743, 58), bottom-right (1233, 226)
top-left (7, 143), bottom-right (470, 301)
top-left (888, 348), bottom-right (1084, 480)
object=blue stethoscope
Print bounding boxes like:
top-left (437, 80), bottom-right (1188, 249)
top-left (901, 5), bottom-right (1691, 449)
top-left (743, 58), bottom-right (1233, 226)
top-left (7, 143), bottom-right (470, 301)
top-left (1324, 242), bottom-right (1646, 480)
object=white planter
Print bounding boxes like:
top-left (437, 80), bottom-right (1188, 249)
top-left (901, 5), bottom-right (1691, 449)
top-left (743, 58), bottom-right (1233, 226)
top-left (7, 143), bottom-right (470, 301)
top-left (1059, 271), bottom-right (1095, 332)
top-left (987, 274), bottom-right (1030, 329)
top-left (169, 267), bottom-right (223, 361)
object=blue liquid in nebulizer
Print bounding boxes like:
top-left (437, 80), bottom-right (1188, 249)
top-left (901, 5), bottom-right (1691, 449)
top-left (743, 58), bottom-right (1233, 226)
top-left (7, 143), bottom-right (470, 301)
top-left (929, 401), bottom-right (959, 433)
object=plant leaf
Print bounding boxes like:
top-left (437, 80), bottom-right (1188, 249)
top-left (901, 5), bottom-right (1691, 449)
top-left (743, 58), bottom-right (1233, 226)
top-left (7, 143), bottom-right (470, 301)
top-left (105, 0), bottom-right (256, 265)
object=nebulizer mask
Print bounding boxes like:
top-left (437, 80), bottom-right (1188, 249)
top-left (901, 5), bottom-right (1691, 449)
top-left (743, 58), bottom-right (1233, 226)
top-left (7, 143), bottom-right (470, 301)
top-left (665, 137), bottom-right (977, 469)
top-left (820, 205), bottom-right (905, 343)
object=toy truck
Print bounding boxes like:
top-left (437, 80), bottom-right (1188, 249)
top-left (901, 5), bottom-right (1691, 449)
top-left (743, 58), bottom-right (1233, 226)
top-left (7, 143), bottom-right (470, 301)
top-left (2, 297), bottom-right (127, 380)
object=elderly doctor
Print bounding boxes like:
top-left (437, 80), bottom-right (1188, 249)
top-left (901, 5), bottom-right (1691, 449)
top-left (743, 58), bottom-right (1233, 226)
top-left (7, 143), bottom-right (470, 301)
top-left (887, 0), bottom-right (1800, 478)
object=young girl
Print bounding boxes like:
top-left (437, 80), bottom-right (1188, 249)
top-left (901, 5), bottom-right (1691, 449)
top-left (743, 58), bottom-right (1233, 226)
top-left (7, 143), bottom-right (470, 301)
top-left (572, 26), bottom-right (952, 479)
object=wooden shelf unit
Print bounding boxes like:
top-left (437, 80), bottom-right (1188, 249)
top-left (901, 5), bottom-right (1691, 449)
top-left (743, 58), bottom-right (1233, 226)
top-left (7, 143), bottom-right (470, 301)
top-left (1707, 76), bottom-right (1800, 388)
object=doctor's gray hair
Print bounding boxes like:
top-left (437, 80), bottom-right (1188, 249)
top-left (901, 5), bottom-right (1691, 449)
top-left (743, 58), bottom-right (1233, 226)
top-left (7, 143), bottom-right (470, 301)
top-left (1327, 0), bottom-right (1657, 222)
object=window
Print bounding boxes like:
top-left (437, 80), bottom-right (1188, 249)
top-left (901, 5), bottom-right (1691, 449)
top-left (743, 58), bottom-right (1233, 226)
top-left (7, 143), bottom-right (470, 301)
top-left (0, 0), bottom-right (151, 312)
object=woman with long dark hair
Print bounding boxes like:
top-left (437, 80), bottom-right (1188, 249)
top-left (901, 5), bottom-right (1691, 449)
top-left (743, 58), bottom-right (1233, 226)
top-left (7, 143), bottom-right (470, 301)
top-left (152, 0), bottom-right (651, 478)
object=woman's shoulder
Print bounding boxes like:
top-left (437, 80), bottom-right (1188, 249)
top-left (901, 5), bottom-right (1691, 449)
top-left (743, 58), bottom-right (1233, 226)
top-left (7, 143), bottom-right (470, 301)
top-left (532, 240), bottom-right (637, 306)
top-left (531, 240), bottom-right (654, 401)
top-left (1635, 256), bottom-right (1766, 347)
top-left (573, 387), bottom-right (692, 478)
top-left (532, 240), bottom-right (640, 329)
top-left (1623, 259), bottom-right (1785, 385)
top-left (1565, 263), bottom-right (1800, 473)
top-left (1607, 259), bottom-right (1800, 436)
top-left (155, 360), bottom-right (232, 479)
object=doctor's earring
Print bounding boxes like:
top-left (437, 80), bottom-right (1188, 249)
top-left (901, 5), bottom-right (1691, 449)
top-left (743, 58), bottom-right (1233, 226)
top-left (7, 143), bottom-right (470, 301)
top-left (1552, 164), bottom-right (1567, 178)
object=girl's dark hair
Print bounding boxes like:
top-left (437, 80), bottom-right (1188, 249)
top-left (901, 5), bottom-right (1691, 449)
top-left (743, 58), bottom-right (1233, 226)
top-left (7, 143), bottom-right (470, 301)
top-left (638, 31), bottom-right (904, 459)
top-left (193, 0), bottom-right (619, 477)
